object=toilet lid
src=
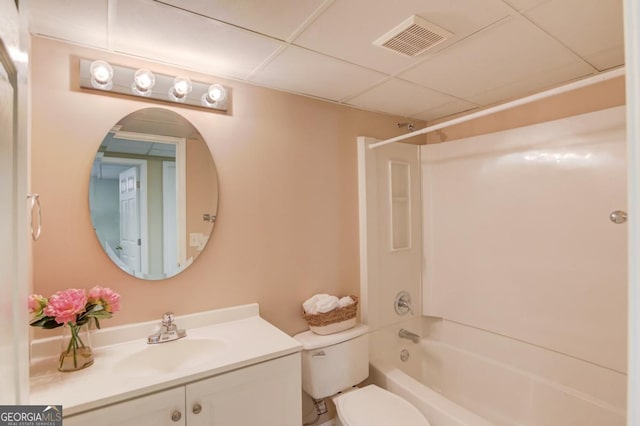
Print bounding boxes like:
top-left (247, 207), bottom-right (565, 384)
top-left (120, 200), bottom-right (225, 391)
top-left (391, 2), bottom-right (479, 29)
top-left (334, 385), bottom-right (431, 426)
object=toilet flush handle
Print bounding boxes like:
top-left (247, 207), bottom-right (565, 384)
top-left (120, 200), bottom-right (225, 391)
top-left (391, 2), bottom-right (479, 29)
top-left (312, 350), bottom-right (326, 358)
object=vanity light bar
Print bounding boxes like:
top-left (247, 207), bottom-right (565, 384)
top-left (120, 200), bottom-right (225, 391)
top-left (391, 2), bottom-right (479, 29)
top-left (79, 58), bottom-right (230, 112)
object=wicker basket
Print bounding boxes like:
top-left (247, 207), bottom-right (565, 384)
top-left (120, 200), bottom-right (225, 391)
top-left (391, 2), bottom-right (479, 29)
top-left (303, 295), bottom-right (358, 335)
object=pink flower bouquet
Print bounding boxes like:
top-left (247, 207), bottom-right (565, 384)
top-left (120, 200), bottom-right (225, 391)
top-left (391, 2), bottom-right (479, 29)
top-left (29, 286), bottom-right (121, 330)
top-left (29, 286), bottom-right (121, 371)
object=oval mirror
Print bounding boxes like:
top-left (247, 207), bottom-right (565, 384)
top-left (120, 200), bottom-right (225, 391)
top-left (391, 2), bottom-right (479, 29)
top-left (89, 108), bottom-right (218, 280)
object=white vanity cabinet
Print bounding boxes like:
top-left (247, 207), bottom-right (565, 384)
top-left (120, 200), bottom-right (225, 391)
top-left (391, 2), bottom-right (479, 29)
top-left (63, 386), bottom-right (186, 426)
top-left (30, 306), bottom-right (304, 425)
top-left (64, 353), bottom-right (301, 426)
top-left (186, 353), bottom-right (300, 425)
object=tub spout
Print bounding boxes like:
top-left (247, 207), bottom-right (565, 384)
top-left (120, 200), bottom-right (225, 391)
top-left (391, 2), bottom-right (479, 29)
top-left (399, 328), bottom-right (420, 344)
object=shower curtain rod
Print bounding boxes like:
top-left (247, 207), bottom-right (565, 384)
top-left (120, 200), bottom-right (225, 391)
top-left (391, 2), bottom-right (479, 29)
top-left (369, 67), bottom-right (626, 149)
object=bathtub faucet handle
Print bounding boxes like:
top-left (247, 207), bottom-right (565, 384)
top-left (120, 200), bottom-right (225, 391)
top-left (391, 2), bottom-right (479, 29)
top-left (398, 299), bottom-right (413, 314)
top-left (394, 291), bottom-right (413, 316)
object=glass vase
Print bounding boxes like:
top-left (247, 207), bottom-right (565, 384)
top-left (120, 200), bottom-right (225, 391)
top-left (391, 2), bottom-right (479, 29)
top-left (58, 322), bottom-right (94, 372)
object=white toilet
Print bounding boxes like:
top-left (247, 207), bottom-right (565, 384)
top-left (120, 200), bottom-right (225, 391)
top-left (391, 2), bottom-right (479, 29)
top-left (294, 324), bottom-right (431, 426)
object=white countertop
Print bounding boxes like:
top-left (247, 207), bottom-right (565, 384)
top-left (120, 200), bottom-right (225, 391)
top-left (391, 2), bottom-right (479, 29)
top-left (29, 304), bottom-right (302, 416)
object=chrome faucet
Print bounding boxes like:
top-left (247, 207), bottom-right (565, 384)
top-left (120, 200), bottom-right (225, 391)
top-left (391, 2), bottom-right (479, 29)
top-left (147, 312), bottom-right (187, 344)
top-left (398, 328), bottom-right (420, 344)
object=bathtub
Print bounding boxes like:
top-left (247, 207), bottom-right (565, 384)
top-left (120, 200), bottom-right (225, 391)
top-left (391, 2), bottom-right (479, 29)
top-left (369, 326), bottom-right (626, 426)
top-left (370, 354), bottom-right (495, 426)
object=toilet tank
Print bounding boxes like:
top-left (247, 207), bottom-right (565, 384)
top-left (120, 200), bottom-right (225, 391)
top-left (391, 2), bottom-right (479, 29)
top-left (294, 325), bottom-right (369, 399)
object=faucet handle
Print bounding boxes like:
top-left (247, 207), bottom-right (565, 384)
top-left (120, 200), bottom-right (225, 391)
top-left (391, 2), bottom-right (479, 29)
top-left (399, 299), bottom-right (413, 314)
top-left (147, 312), bottom-right (186, 344)
top-left (162, 312), bottom-right (175, 326)
top-left (394, 291), bottom-right (413, 316)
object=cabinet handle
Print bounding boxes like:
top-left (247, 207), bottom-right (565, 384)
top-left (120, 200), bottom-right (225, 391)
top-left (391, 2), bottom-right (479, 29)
top-left (171, 410), bottom-right (182, 422)
top-left (192, 403), bottom-right (202, 414)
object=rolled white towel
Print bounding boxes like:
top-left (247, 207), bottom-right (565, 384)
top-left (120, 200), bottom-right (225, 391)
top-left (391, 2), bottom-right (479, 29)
top-left (338, 296), bottom-right (354, 308)
top-left (303, 294), bottom-right (340, 314)
top-left (303, 294), bottom-right (328, 314)
top-left (302, 294), bottom-right (321, 315)
top-left (315, 295), bottom-right (339, 313)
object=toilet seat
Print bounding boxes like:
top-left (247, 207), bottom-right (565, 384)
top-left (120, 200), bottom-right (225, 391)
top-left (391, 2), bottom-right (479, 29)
top-left (333, 385), bottom-right (431, 426)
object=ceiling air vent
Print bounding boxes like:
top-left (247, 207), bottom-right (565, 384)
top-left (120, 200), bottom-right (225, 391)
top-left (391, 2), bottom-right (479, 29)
top-left (374, 15), bottom-right (452, 57)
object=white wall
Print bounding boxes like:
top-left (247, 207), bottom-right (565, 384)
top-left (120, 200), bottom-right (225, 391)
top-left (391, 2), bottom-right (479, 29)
top-left (420, 106), bottom-right (627, 423)
top-left (0, 30), bottom-right (18, 406)
top-left (0, 0), bottom-right (30, 405)
top-left (358, 137), bottom-right (423, 331)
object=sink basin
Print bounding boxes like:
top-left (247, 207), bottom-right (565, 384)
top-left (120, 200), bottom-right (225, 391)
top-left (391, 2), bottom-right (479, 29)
top-left (114, 337), bottom-right (227, 376)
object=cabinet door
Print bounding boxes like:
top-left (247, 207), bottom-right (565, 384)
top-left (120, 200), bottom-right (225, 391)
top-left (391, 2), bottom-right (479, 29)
top-left (186, 353), bottom-right (301, 426)
top-left (64, 387), bottom-right (186, 426)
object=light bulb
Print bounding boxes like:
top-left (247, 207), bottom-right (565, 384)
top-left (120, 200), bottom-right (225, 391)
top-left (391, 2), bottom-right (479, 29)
top-left (201, 83), bottom-right (227, 107)
top-left (208, 84), bottom-right (226, 102)
top-left (169, 76), bottom-right (193, 102)
top-left (132, 69), bottom-right (156, 96)
top-left (89, 60), bottom-right (113, 90)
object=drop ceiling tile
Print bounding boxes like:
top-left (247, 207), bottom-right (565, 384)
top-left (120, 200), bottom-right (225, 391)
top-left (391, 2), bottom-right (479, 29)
top-left (249, 46), bottom-right (386, 101)
top-left (105, 139), bottom-right (153, 155)
top-left (28, 0), bottom-right (109, 48)
top-left (524, 0), bottom-right (624, 71)
top-left (294, 0), bottom-right (513, 74)
top-left (586, 49), bottom-right (626, 72)
top-left (27, 0), bottom-right (623, 122)
top-left (156, 0), bottom-right (327, 41)
top-left (467, 67), bottom-right (593, 106)
top-left (148, 143), bottom-right (176, 157)
top-left (412, 99), bottom-right (479, 122)
top-left (399, 17), bottom-right (594, 102)
top-left (112, 0), bottom-right (283, 79)
top-left (501, 0), bottom-right (551, 12)
top-left (347, 78), bottom-right (467, 118)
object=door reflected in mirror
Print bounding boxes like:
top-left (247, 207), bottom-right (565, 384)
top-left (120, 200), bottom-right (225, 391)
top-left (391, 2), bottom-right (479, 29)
top-left (89, 108), bottom-right (218, 280)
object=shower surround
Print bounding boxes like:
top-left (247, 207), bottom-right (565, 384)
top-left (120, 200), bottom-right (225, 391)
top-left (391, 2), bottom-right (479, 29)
top-left (418, 105), bottom-right (627, 424)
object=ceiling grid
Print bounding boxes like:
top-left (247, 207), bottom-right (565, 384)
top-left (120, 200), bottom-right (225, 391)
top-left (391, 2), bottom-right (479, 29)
top-left (28, 0), bottom-right (624, 121)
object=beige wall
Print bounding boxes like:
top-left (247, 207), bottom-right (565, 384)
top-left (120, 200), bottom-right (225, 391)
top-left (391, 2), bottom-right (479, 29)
top-left (30, 36), bottom-right (626, 339)
top-left (30, 36), bottom-right (424, 337)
